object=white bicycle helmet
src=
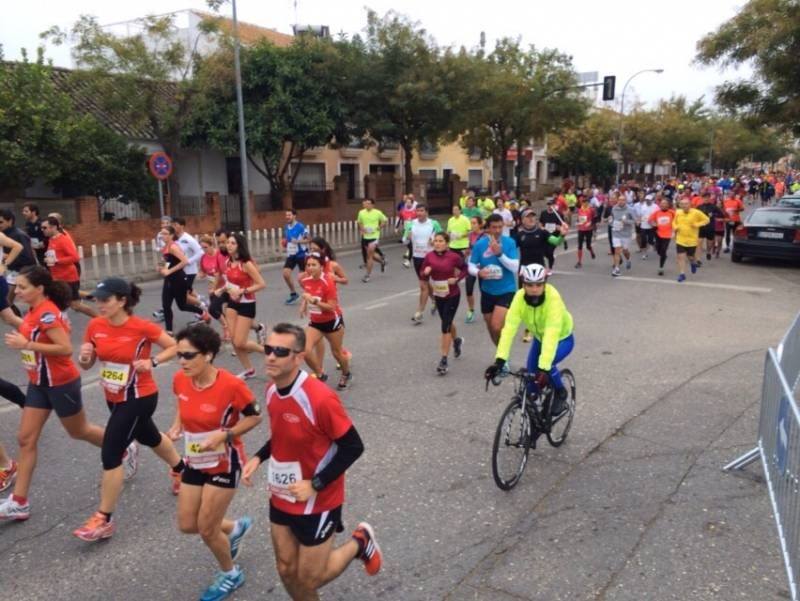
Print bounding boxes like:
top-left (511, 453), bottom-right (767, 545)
top-left (519, 263), bottom-right (547, 284)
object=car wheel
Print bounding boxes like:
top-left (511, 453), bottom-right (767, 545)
top-left (731, 251), bottom-right (743, 263)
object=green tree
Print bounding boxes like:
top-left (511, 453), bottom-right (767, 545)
top-left (656, 97), bottom-right (709, 174)
top-left (696, 0), bottom-right (800, 135)
top-left (549, 110), bottom-right (617, 184)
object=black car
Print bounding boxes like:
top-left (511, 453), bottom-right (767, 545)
top-left (732, 207), bottom-right (800, 263)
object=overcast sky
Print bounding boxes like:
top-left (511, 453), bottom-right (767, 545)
top-left (1, 0), bottom-right (752, 109)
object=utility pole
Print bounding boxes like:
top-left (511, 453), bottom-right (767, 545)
top-left (232, 0), bottom-right (251, 232)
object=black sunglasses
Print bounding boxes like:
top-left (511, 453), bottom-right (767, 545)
top-left (263, 345), bottom-right (300, 358)
top-left (176, 351), bottom-right (202, 360)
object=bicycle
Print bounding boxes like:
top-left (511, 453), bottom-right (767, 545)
top-left (488, 368), bottom-right (576, 490)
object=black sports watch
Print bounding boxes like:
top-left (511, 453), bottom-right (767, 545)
top-left (311, 476), bottom-right (324, 492)
top-left (151, 357), bottom-right (160, 368)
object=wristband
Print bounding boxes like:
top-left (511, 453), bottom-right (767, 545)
top-left (225, 430), bottom-right (234, 444)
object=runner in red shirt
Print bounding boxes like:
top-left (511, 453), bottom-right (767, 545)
top-left (198, 234), bottom-right (230, 338)
top-left (574, 197), bottom-right (596, 268)
top-left (72, 277), bottom-right (183, 542)
top-left (0, 266), bottom-right (105, 522)
top-left (299, 252), bottom-right (351, 389)
top-left (722, 192), bottom-right (745, 253)
top-left (216, 233), bottom-right (266, 380)
top-left (172, 325), bottom-right (261, 601)
top-left (41, 217), bottom-right (97, 318)
top-left (421, 232), bottom-right (466, 375)
top-left (242, 323), bottom-right (382, 600)
top-left (648, 199), bottom-right (676, 276)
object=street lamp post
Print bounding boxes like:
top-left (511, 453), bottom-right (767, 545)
top-left (231, 0), bottom-right (251, 233)
top-left (617, 68), bottom-right (664, 183)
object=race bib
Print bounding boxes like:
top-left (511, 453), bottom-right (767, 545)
top-left (726, 208), bottom-right (736, 216)
top-left (657, 216), bottom-right (670, 225)
top-left (100, 362), bottom-right (131, 394)
top-left (184, 430), bottom-right (225, 469)
top-left (577, 215), bottom-right (588, 225)
top-left (30, 237), bottom-right (41, 248)
top-left (286, 242), bottom-right (298, 255)
top-left (449, 231), bottom-right (460, 240)
top-left (308, 300), bottom-right (322, 314)
top-left (544, 223), bottom-right (556, 233)
top-left (484, 264), bottom-right (503, 280)
top-left (364, 226), bottom-right (376, 235)
top-left (413, 244), bottom-right (429, 257)
top-left (431, 279), bottom-right (450, 297)
top-left (268, 458), bottom-right (302, 503)
top-left (44, 250), bottom-right (56, 264)
top-left (20, 350), bottom-right (36, 370)
top-left (612, 221), bottom-right (623, 232)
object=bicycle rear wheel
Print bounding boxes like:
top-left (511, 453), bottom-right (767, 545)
top-left (492, 397), bottom-right (531, 490)
top-left (547, 368), bottom-right (576, 447)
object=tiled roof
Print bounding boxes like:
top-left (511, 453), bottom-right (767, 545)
top-left (193, 10), bottom-right (294, 48)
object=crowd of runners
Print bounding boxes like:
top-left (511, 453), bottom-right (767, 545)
top-left (0, 168), bottom-right (795, 600)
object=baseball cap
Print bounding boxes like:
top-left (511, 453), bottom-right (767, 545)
top-left (91, 278), bottom-right (132, 300)
top-left (521, 208), bottom-right (536, 218)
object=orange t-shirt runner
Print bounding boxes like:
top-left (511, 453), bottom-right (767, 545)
top-left (649, 209), bottom-right (675, 239)
top-left (722, 197), bottom-right (745, 223)
top-left (19, 299), bottom-right (80, 386)
top-left (84, 315), bottom-right (163, 402)
top-left (174, 368), bottom-right (254, 475)
top-left (46, 233), bottom-right (80, 283)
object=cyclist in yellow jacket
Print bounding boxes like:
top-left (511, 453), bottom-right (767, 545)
top-left (672, 197), bottom-right (710, 282)
top-left (484, 263), bottom-right (574, 417)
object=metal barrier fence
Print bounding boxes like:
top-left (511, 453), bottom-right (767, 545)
top-left (724, 313), bottom-right (800, 601)
top-left (76, 219), bottom-right (398, 285)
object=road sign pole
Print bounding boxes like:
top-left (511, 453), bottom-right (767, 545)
top-left (158, 180), bottom-right (165, 218)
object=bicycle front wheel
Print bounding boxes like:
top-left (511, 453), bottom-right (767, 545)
top-left (492, 397), bottom-right (531, 490)
top-left (547, 368), bottom-right (576, 447)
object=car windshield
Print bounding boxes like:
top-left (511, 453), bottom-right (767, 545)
top-left (778, 197), bottom-right (800, 207)
top-left (748, 210), bottom-right (800, 227)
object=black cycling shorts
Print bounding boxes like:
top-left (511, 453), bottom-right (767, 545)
top-left (182, 457), bottom-right (241, 490)
top-left (270, 503), bottom-right (343, 547)
top-left (434, 294), bottom-right (460, 334)
top-left (309, 315), bottom-right (344, 333)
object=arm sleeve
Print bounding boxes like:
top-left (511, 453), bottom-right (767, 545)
top-left (495, 292), bottom-right (523, 361)
top-left (255, 440), bottom-right (271, 463)
top-left (186, 236), bottom-right (204, 267)
top-left (312, 426), bottom-right (364, 490)
top-left (497, 238), bottom-right (519, 273)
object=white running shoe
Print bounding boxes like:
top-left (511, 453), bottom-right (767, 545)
top-left (122, 442), bottom-right (139, 481)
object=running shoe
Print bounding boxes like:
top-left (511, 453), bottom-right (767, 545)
top-left (464, 310), bottom-right (475, 324)
top-left (402, 259), bottom-right (410, 269)
top-left (550, 388), bottom-right (569, 419)
top-left (0, 459), bottom-right (17, 493)
top-left (677, 274), bottom-right (686, 282)
top-left (706, 253), bottom-right (712, 260)
top-left (380, 258), bottom-right (387, 273)
top-left (255, 323), bottom-right (267, 346)
top-left (436, 357), bottom-right (448, 376)
top-left (123, 442), bottom-right (139, 481)
top-left (337, 372), bottom-right (352, 390)
top-left (169, 469), bottom-right (182, 496)
top-left (351, 522), bottom-right (383, 576)
top-left (574, 262), bottom-right (582, 269)
top-left (589, 249), bottom-right (596, 259)
top-left (229, 516), bottom-right (252, 561)
top-left (318, 372), bottom-right (329, 383)
top-left (73, 512), bottom-right (115, 542)
top-left (522, 331), bottom-right (533, 343)
top-left (284, 292), bottom-right (300, 305)
top-left (152, 309), bottom-right (165, 320)
top-left (690, 262), bottom-right (698, 274)
top-left (611, 267), bottom-right (620, 277)
top-left (723, 247), bottom-right (730, 254)
top-left (641, 253), bottom-right (648, 260)
top-left (411, 312), bottom-right (423, 325)
top-left (658, 269), bottom-right (664, 276)
top-left (625, 260), bottom-right (632, 270)
top-left (200, 568), bottom-right (245, 601)
top-left (0, 496), bottom-right (30, 521)
top-left (237, 369), bottom-right (256, 381)
top-left (361, 275), bottom-right (370, 283)
top-left (453, 337), bottom-right (463, 358)
top-left (499, 363), bottom-right (511, 378)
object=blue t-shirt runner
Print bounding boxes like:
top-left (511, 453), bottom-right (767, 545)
top-left (282, 214), bottom-right (310, 304)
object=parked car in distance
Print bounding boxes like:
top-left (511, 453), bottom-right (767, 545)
top-left (732, 207), bottom-right (800, 263)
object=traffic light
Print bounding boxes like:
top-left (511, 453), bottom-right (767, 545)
top-left (602, 76), bottom-right (616, 101)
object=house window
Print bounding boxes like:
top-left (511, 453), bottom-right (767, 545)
top-left (418, 169), bottom-right (437, 181)
top-left (292, 163), bottom-right (326, 188)
top-left (468, 169), bottom-right (483, 189)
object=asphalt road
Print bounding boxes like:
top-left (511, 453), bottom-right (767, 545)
top-left (2, 234), bottom-right (799, 601)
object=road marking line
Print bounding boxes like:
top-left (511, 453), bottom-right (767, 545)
top-left (613, 275), bottom-right (771, 293)
top-left (364, 302), bottom-right (388, 310)
top-left (0, 405), bottom-right (17, 415)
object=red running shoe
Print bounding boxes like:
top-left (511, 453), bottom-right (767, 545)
top-left (351, 522), bottom-right (383, 575)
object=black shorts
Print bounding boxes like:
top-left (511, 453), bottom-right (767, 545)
top-left (284, 255), bottom-right (306, 271)
top-left (68, 281), bottom-right (81, 301)
top-left (413, 257), bottom-right (426, 280)
top-left (182, 460), bottom-right (241, 490)
top-left (480, 291), bottom-right (515, 315)
top-left (270, 503), bottom-right (344, 547)
top-left (227, 300), bottom-right (256, 319)
top-left (309, 314), bottom-right (344, 333)
top-left (675, 244), bottom-right (697, 256)
top-left (699, 226), bottom-right (715, 240)
top-left (184, 274), bottom-right (197, 292)
top-left (25, 378), bottom-right (82, 418)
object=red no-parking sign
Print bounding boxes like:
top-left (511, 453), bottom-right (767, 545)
top-left (148, 152), bottom-right (173, 180)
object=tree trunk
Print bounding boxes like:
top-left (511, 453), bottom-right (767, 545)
top-left (499, 147), bottom-right (510, 191)
top-left (402, 140), bottom-right (414, 194)
top-left (515, 140), bottom-right (524, 198)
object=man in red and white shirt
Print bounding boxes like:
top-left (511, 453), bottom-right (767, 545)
top-left (242, 323), bottom-right (382, 599)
